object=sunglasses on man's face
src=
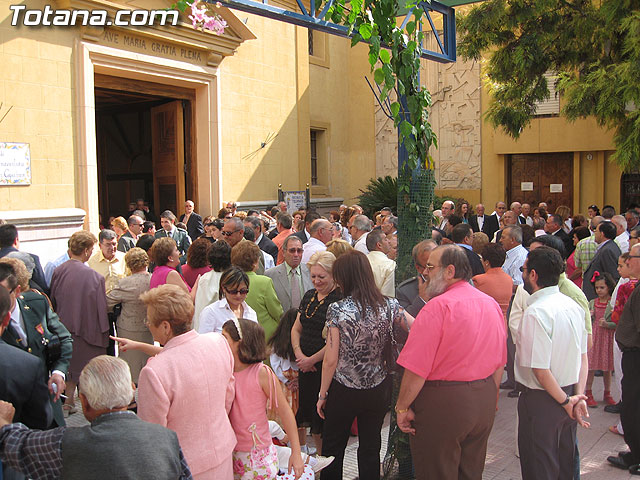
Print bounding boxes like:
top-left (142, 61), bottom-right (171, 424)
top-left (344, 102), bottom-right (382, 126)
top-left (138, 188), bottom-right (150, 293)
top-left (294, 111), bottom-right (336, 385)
top-left (288, 248), bottom-right (303, 254)
top-left (221, 230), bottom-right (239, 236)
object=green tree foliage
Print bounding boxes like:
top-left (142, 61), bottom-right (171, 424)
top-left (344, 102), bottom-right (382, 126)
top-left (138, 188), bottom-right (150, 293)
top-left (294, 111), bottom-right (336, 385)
top-left (325, 0), bottom-right (438, 281)
top-left (457, 1), bottom-right (640, 171)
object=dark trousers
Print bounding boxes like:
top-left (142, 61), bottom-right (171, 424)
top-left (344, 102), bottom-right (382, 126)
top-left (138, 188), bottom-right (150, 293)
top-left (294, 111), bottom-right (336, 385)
top-left (320, 377), bottom-right (390, 480)
top-left (518, 386), bottom-right (576, 480)
top-left (410, 377), bottom-right (497, 480)
top-left (506, 328), bottom-right (516, 386)
top-left (621, 350), bottom-right (640, 464)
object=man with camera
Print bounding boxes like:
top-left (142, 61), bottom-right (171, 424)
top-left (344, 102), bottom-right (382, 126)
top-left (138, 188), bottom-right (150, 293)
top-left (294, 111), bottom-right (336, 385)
top-left (0, 260), bottom-right (72, 427)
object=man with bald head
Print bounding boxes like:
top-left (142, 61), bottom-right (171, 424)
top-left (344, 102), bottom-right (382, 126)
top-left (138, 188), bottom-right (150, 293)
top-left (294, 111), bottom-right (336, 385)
top-left (469, 204), bottom-right (486, 233)
top-left (438, 201), bottom-right (455, 230)
top-left (301, 219), bottom-right (332, 264)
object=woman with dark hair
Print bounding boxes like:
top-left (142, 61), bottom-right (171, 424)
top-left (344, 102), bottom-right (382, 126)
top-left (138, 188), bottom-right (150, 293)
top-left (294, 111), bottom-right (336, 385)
top-left (454, 199), bottom-right (473, 224)
top-left (197, 266), bottom-right (257, 334)
top-left (316, 250), bottom-right (405, 480)
top-left (588, 204), bottom-right (601, 220)
top-left (182, 238), bottom-right (212, 288)
top-left (567, 226), bottom-right (591, 287)
top-left (201, 216), bottom-right (223, 243)
top-left (193, 240), bottom-right (232, 329)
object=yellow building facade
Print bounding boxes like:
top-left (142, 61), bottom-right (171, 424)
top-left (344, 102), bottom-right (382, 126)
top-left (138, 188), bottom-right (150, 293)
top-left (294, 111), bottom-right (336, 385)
top-left (0, 0), bottom-right (377, 261)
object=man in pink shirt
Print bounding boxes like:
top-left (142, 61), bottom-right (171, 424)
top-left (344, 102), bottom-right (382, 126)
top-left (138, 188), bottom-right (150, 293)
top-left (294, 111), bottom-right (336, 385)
top-left (395, 245), bottom-right (507, 480)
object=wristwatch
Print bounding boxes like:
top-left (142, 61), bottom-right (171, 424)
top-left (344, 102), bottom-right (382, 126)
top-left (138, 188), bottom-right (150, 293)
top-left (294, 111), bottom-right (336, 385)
top-left (559, 394), bottom-right (570, 406)
top-left (318, 392), bottom-right (328, 400)
top-left (395, 405), bottom-right (409, 414)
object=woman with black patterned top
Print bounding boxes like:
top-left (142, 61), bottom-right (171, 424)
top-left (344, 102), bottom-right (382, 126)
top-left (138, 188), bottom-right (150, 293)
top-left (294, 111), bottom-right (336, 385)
top-left (317, 249), bottom-right (405, 480)
top-left (291, 251), bottom-right (341, 456)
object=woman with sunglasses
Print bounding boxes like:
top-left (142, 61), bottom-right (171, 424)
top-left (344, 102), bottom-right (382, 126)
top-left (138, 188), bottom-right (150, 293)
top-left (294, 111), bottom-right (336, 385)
top-left (198, 267), bottom-right (257, 334)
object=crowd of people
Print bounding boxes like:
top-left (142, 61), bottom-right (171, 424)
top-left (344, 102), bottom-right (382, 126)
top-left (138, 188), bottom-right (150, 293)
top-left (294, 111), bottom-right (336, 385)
top-left (0, 196), bottom-right (639, 480)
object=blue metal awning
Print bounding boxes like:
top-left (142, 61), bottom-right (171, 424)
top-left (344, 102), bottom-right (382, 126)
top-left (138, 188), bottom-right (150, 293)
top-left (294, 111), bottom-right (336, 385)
top-left (213, 0), bottom-right (456, 63)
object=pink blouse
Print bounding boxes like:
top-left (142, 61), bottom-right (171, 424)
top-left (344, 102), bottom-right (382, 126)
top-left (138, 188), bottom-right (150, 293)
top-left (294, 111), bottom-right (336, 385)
top-left (150, 265), bottom-right (191, 291)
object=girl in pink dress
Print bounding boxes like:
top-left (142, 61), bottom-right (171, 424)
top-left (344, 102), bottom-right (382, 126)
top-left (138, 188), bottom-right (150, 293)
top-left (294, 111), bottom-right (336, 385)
top-left (222, 318), bottom-right (305, 480)
top-left (585, 272), bottom-right (616, 408)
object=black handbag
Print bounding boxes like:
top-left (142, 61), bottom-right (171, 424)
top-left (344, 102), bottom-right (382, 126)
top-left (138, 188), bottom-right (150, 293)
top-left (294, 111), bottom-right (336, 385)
top-left (42, 334), bottom-right (62, 371)
top-left (383, 300), bottom-right (401, 372)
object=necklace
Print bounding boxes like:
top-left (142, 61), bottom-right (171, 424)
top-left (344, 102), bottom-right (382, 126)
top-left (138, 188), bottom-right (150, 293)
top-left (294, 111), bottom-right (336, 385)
top-left (304, 289), bottom-right (332, 318)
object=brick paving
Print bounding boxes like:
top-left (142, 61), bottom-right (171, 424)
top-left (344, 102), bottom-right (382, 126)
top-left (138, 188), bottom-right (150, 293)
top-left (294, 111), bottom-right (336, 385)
top-left (66, 373), bottom-right (634, 479)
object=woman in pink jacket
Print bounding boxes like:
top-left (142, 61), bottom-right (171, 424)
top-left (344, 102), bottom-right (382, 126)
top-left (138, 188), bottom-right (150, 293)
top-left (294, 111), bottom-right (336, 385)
top-left (136, 284), bottom-right (236, 479)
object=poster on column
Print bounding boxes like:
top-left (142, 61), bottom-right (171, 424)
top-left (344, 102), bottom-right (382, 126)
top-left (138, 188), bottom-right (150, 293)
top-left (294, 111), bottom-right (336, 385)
top-left (0, 143), bottom-right (31, 185)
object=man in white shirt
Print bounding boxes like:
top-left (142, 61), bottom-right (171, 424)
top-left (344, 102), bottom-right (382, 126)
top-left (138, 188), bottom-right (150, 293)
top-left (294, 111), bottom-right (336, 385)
top-left (348, 215), bottom-right (372, 254)
top-left (301, 219), bottom-right (332, 264)
top-left (613, 215), bottom-right (630, 253)
top-left (522, 203), bottom-right (534, 226)
top-left (500, 226), bottom-right (528, 286)
top-left (366, 229), bottom-right (396, 297)
top-left (516, 246), bottom-right (589, 480)
top-left (438, 200), bottom-right (455, 230)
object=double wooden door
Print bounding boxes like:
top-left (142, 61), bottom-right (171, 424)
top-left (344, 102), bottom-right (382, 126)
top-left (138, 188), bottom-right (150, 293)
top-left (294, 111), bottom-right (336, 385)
top-left (509, 153), bottom-right (573, 212)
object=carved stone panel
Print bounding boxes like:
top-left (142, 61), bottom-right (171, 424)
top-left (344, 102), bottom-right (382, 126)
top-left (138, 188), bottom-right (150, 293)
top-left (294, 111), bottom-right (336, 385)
top-left (374, 41), bottom-right (482, 190)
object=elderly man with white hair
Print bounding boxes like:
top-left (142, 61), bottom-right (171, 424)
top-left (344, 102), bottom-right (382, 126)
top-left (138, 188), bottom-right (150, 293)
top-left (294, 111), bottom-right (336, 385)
top-left (613, 215), bottom-right (630, 253)
top-left (0, 356), bottom-right (193, 480)
top-left (348, 215), bottom-right (373, 254)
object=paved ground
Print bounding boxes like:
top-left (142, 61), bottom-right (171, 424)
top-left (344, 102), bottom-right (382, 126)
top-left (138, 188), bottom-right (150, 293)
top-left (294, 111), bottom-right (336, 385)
top-left (67, 373), bottom-right (633, 479)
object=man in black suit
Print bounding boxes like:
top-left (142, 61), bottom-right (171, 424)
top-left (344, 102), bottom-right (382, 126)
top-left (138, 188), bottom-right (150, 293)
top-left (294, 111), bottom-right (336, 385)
top-left (582, 221), bottom-right (621, 301)
top-left (468, 203), bottom-right (485, 233)
top-left (244, 217), bottom-right (278, 264)
top-left (544, 214), bottom-right (573, 259)
top-left (396, 240), bottom-right (438, 317)
top-left (179, 200), bottom-right (204, 241)
top-left (451, 224), bottom-right (485, 276)
top-left (0, 225), bottom-right (48, 294)
top-left (469, 203), bottom-right (501, 241)
top-left (0, 285), bottom-right (53, 480)
top-left (0, 262), bottom-right (72, 428)
top-left (292, 212), bottom-right (320, 245)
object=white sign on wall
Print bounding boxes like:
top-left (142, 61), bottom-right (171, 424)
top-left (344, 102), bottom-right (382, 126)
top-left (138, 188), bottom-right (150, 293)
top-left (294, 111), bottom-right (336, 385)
top-left (550, 184), bottom-right (563, 193)
top-left (0, 143), bottom-right (31, 185)
top-left (521, 182), bottom-right (534, 191)
top-left (284, 191), bottom-right (306, 212)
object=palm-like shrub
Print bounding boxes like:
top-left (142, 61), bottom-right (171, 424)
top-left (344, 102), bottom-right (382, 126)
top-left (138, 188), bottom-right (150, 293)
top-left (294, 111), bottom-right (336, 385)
top-left (357, 176), bottom-right (397, 218)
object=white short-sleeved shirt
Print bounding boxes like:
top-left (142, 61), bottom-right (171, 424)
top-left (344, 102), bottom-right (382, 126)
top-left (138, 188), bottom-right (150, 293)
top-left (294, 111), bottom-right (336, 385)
top-left (301, 237), bottom-right (326, 264)
top-left (515, 286), bottom-right (587, 390)
top-left (197, 298), bottom-right (258, 334)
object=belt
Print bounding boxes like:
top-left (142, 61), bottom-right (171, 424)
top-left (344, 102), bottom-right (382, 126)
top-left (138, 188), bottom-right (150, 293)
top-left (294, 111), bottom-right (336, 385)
top-left (425, 375), bottom-right (492, 387)
top-left (621, 347), bottom-right (640, 353)
top-left (518, 383), bottom-right (574, 395)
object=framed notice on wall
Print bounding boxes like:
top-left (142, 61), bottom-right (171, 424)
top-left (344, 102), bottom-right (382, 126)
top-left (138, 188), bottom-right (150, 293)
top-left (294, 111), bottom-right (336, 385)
top-left (284, 191), bottom-right (307, 212)
top-left (0, 143), bottom-right (31, 185)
